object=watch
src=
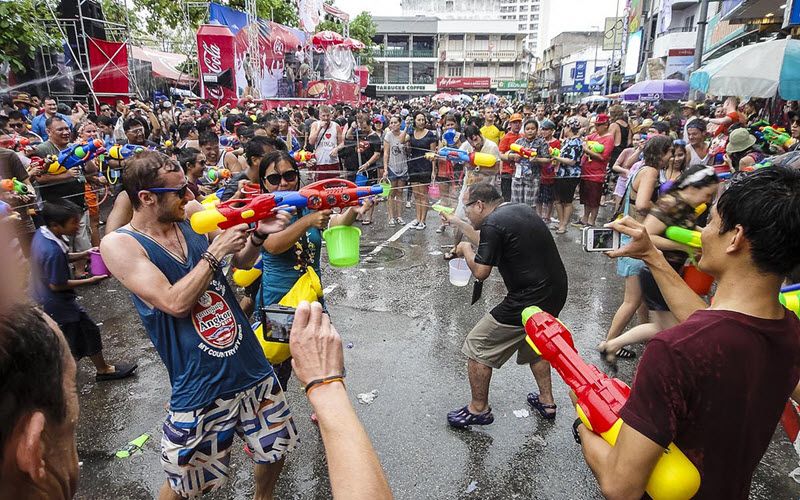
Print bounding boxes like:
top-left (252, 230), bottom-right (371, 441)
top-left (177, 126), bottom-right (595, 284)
top-left (572, 417), bottom-right (584, 445)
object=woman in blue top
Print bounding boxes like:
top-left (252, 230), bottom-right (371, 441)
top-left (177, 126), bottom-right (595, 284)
top-left (256, 150), bottom-right (366, 386)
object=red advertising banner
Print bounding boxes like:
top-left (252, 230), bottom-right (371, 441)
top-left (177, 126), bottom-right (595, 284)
top-left (197, 25), bottom-right (239, 104)
top-left (436, 77), bottom-right (491, 90)
top-left (88, 37), bottom-right (129, 107)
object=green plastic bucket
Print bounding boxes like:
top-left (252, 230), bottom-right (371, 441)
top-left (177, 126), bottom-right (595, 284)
top-left (323, 225), bottom-right (362, 267)
top-left (379, 181), bottom-right (391, 198)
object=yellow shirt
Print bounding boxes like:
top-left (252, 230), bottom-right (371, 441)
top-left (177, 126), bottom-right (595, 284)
top-left (480, 124), bottom-right (503, 145)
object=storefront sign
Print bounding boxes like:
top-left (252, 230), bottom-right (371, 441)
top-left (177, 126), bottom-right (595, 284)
top-left (665, 48), bottom-right (695, 81)
top-left (436, 77), bottom-right (491, 90)
top-left (496, 80), bottom-right (527, 90)
top-left (376, 84), bottom-right (436, 92)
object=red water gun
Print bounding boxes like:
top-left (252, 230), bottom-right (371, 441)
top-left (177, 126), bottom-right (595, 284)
top-left (522, 306), bottom-right (700, 500)
top-left (190, 178), bottom-right (384, 234)
top-left (0, 134), bottom-right (31, 152)
top-left (298, 179), bottom-right (384, 211)
top-left (510, 143), bottom-right (538, 159)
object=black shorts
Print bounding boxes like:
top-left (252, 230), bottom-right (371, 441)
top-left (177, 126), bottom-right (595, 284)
top-left (59, 311), bottom-right (103, 359)
top-left (408, 169), bottom-right (431, 184)
top-left (554, 177), bottom-right (580, 203)
top-left (639, 267), bottom-right (670, 311)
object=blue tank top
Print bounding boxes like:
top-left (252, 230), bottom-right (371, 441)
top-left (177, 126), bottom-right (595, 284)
top-left (117, 222), bottom-right (271, 411)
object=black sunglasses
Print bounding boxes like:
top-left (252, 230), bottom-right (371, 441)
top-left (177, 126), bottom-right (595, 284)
top-left (266, 170), bottom-right (298, 185)
top-left (143, 183), bottom-right (189, 198)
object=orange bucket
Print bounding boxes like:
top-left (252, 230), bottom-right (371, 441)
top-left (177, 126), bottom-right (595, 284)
top-left (683, 264), bottom-right (714, 295)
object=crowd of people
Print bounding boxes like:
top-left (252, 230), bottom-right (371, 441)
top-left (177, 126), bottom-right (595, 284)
top-left (1, 89), bottom-right (800, 500)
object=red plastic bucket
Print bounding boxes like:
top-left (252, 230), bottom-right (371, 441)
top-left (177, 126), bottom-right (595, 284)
top-left (683, 264), bottom-right (714, 295)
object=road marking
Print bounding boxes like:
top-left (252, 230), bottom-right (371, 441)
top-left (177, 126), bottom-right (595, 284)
top-left (364, 222), bottom-right (414, 260)
top-left (323, 283), bottom-right (339, 294)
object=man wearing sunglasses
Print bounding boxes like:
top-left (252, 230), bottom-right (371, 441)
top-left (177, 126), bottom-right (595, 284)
top-left (101, 151), bottom-right (297, 500)
top-left (6, 110), bottom-right (42, 143)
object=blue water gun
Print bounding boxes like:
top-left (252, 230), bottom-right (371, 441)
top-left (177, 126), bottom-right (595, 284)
top-left (220, 135), bottom-right (240, 148)
top-left (57, 139), bottom-right (105, 169)
top-left (107, 144), bottom-right (145, 162)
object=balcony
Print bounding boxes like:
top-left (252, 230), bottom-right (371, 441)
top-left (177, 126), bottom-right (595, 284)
top-left (372, 48), bottom-right (437, 58)
top-left (652, 29), bottom-right (697, 58)
top-left (443, 50), bottom-right (518, 61)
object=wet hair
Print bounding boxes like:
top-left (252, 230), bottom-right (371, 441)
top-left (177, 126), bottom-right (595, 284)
top-left (443, 113), bottom-right (460, 130)
top-left (198, 130), bottom-right (219, 147)
top-left (463, 125), bottom-right (481, 140)
top-left (651, 121), bottom-right (671, 135)
top-left (177, 147), bottom-right (202, 173)
top-left (45, 115), bottom-right (67, 130)
top-left (41, 199), bottom-right (81, 227)
top-left (6, 110), bottom-right (25, 122)
top-left (246, 136), bottom-right (283, 165)
top-left (413, 111), bottom-right (428, 130)
top-left (177, 122), bottom-right (197, 140)
top-left (643, 135), bottom-right (673, 169)
top-left (123, 151), bottom-right (182, 210)
top-left (716, 167), bottom-right (800, 275)
top-left (608, 104), bottom-right (624, 121)
top-left (467, 182), bottom-right (503, 204)
top-left (258, 150), bottom-right (299, 193)
top-left (0, 307), bottom-right (67, 455)
top-left (686, 120), bottom-right (706, 133)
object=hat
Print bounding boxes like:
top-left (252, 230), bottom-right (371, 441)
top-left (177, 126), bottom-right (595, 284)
top-left (504, 106), bottom-right (514, 115)
top-left (566, 116), bottom-right (581, 129)
top-left (726, 128), bottom-right (757, 153)
top-left (635, 118), bottom-right (654, 133)
top-left (13, 93), bottom-right (31, 105)
top-left (509, 113), bottom-right (523, 123)
top-left (540, 119), bottom-right (556, 129)
top-left (161, 101), bottom-right (172, 108)
top-left (438, 106), bottom-right (451, 116)
top-left (680, 100), bottom-right (697, 110)
top-left (373, 114), bottom-right (386, 124)
top-left (595, 113), bottom-right (610, 125)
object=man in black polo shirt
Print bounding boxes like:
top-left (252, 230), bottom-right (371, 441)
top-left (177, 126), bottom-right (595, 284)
top-left (442, 182), bottom-right (568, 428)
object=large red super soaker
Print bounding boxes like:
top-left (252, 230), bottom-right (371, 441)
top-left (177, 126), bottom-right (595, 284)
top-left (190, 179), bottom-right (388, 234)
top-left (521, 306), bottom-right (701, 500)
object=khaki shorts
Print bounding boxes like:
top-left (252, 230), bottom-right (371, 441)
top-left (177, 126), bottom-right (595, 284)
top-left (462, 312), bottom-right (540, 369)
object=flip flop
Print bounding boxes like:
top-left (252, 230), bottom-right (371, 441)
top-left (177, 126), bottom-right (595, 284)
top-left (96, 363), bottom-right (138, 382)
top-left (527, 392), bottom-right (557, 420)
top-left (615, 347), bottom-right (636, 359)
top-left (447, 405), bottom-right (494, 429)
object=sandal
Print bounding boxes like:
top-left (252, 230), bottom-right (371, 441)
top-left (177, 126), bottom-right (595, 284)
top-left (555, 229), bottom-right (567, 235)
top-left (447, 405), bottom-right (494, 429)
top-left (527, 393), bottom-right (557, 420)
top-left (615, 347), bottom-right (636, 359)
top-left (361, 219), bottom-right (372, 225)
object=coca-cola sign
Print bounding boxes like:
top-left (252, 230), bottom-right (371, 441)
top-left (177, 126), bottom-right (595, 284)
top-left (436, 77), bottom-right (491, 90)
top-left (201, 41), bottom-right (223, 99)
top-left (197, 25), bottom-right (238, 103)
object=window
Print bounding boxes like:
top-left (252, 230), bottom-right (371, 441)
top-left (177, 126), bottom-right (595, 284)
top-left (387, 62), bottom-right (410, 83)
top-left (531, 14), bottom-right (538, 20)
top-left (449, 34), bottom-right (462, 41)
top-left (447, 65), bottom-right (462, 76)
top-left (519, 4), bottom-right (527, 11)
top-left (519, 14), bottom-right (527, 20)
top-left (475, 35), bottom-right (490, 41)
top-left (531, 5), bottom-right (539, 11)
top-left (412, 62), bottom-right (435, 83)
top-left (529, 23), bottom-right (537, 30)
top-left (684, 15), bottom-right (695, 28)
top-left (446, 0), bottom-right (453, 7)
top-left (519, 24), bottom-right (526, 31)
top-left (500, 35), bottom-right (515, 41)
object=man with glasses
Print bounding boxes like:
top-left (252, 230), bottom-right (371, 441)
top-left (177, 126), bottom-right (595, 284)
top-left (440, 182), bottom-right (567, 428)
top-left (31, 97), bottom-right (73, 141)
top-left (6, 110), bottom-right (42, 142)
top-left (123, 117), bottom-right (158, 148)
top-left (101, 151), bottom-right (297, 499)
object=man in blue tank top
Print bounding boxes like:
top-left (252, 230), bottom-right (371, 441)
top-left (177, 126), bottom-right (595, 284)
top-left (101, 151), bottom-right (296, 499)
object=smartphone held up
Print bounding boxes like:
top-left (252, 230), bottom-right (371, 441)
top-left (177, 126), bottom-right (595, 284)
top-left (582, 227), bottom-right (621, 253)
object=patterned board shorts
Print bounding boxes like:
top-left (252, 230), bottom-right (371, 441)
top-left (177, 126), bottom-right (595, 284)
top-left (511, 173), bottom-right (540, 207)
top-left (161, 374), bottom-right (298, 498)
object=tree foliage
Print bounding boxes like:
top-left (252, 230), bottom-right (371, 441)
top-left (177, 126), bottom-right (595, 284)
top-left (317, 11), bottom-right (376, 69)
top-left (0, 0), bottom-right (61, 82)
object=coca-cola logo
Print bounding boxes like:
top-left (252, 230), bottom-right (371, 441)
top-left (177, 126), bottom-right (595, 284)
top-left (202, 41), bottom-right (222, 73)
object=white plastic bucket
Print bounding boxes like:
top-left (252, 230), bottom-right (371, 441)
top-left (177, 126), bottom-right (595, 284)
top-left (449, 258), bottom-right (471, 286)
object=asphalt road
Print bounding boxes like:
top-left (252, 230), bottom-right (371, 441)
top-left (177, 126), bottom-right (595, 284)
top-left (74, 200), bottom-right (800, 499)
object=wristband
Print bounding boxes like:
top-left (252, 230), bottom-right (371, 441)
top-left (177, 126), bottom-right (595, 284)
top-left (304, 375), bottom-right (345, 396)
top-left (200, 251), bottom-right (221, 273)
top-left (250, 232), bottom-right (266, 247)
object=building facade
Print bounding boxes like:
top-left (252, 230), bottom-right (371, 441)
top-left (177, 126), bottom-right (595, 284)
top-left (533, 31), bottom-right (605, 101)
top-left (400, 0), bottom-right (500, 20)
top-left (370, 16), bottom-right (527, 98)
top-left (498, 0), bottom-right (550, 55)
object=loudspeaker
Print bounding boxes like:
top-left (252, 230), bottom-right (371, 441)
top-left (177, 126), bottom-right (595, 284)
top-left (364, 84), bottom-right (377, 98)
top-left (59, 0), bottom-right (107, 40)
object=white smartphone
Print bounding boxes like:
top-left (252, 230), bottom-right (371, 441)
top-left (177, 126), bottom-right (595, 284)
top-left (582, 227), bottom-right (621, 252)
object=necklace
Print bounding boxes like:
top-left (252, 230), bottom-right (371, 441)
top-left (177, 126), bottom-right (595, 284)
top-left (130, 222), bottom-right (186, 263)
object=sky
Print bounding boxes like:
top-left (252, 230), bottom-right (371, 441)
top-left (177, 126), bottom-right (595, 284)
top-left (333, 0), bottom-right (622, 45)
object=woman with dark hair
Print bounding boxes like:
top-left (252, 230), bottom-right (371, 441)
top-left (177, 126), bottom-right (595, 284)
top-left (255, 150), bottom-right (367, 387)
top-left (432, 113), bottom-right (462, 233)
top-left (601, 164), bottom-right (720, 363)
top-left (405, 111), bottom-right (438, 230)
top-left (629, 135), bottom-right (673, 219)
top-left (664, 139), bottom-right (688, 183)
top-left (177, 147), bottom-right (206, 200)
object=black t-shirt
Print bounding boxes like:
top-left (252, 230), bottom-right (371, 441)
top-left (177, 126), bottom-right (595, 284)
top-left (33, 141), bottom-right (86, 209)
top-left (474, 203), bottom-right (568, 325)
top-left (339, 128), bottom-right (381, 173)
top-left (220, 171), bottom-right (251, 202)
top-left (621, 309), bottom-right (800, 499)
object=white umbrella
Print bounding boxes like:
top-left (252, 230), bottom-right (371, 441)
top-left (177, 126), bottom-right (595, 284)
top-left (690, 38), bottom-right (800, 99)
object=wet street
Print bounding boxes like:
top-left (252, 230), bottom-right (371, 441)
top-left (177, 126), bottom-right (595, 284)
top-left (75, 200), bottom-right (800, 499)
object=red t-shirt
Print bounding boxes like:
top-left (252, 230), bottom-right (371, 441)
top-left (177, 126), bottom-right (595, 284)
top-left (498, 131), bottom-right (522, 175)
top-left (620, 309), bottom-right (800, 499)
top-left (540, 138), bottom-right (561, 185)
top-left (580, 132), bottom-right (614, 183)
top-left (715, 111), bottom-right (741, 136)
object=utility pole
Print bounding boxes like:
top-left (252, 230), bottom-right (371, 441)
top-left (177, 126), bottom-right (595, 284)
top-left (693, 0), bottom-right (711, 72)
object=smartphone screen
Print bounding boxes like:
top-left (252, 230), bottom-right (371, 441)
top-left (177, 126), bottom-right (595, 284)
top-left (583, 227), bottom-right (619, 252)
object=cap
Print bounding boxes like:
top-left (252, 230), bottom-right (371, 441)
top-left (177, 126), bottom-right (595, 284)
top-left (540, 119), bottom-right (556, 129)
top-left (680, 99), bottom-right (697, 110)
top-left (509, 113), bottom-right (523, 122)
top-left (595, 113), bottom-right (610, 125)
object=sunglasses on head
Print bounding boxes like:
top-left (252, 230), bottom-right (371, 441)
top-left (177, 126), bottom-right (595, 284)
top-left (266, 170), bottom-right (298, 185)
top-left (143, 183), bottom-right (189, 198)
